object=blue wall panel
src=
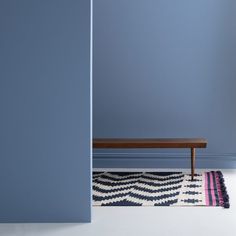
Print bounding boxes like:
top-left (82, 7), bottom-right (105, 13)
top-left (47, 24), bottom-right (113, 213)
top-left (93, 0), bottom-right (236, 167)
top-left (0, 0), bottom-right (92, 222)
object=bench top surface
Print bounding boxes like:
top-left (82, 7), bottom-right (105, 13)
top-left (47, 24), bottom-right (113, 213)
top-left (93, 138), bottom-right (207, 149)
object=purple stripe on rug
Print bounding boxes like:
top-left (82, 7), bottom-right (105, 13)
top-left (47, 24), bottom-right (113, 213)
top-left (210, 172), bottom-right (216, 205)
top-left (212, 171), bottom-right (220, 206)
top-left (205, 172), bottom-right (209, 206)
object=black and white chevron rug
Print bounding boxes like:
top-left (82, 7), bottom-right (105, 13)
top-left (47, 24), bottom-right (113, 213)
top-left (93, 171), bottom-right (229, 208)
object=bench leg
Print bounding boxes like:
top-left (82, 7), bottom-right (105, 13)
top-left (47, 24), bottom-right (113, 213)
top-left (191, 148), bottom-right (195, 181)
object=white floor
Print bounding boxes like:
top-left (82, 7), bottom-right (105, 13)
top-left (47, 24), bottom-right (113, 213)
top-left (0, 169), bottom-right (236, 236)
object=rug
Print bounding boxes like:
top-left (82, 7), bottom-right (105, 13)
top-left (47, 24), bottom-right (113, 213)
top-left (93, 171), bottom-right (229, 208)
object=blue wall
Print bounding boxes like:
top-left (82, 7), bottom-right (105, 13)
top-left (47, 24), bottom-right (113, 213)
top-left (93, 0), bottom-right (236, 168)
top-left (0, 0), bottom-right (92, 222)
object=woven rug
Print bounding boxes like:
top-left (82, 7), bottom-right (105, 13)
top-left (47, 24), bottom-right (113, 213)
top-left (93, 171), bottom-right (229, 208)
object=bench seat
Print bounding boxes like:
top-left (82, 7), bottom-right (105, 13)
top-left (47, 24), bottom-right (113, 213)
top-left (93, 138), bottom-right (207, 149)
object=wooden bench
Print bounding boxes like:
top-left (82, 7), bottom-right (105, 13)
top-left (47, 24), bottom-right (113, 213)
top-left (93, 138), bottom-right (207, 180)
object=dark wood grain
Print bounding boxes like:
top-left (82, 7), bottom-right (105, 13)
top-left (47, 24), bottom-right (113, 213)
top-left (93, 138), bottom-right (207, 149)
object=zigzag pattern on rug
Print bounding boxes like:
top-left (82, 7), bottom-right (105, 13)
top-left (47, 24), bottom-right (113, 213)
top-left (93, 171), bottom-right (229, 208)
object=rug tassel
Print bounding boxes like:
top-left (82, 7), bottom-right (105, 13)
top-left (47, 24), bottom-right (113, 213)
top-left (216, 171), bottom-right (230, 209)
